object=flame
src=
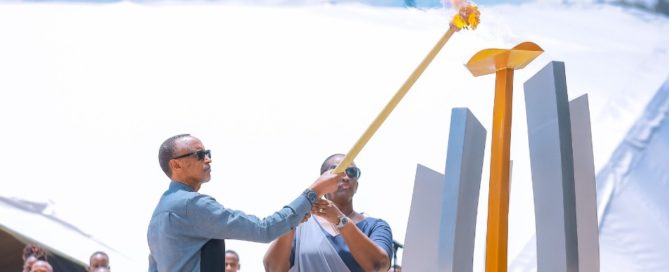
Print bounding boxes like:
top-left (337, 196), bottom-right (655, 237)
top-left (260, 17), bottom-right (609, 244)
top-left (449, 0), bottom-right (480, 31)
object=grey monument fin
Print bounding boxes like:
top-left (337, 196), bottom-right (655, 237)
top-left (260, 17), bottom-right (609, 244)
top-left (569, 94), bottom-right (600, 272)
top-left (524, 61), bottom-right (580, 272)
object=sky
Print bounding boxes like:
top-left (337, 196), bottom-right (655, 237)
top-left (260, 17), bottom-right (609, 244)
top-left (1, 1), bottom-right (668, 271)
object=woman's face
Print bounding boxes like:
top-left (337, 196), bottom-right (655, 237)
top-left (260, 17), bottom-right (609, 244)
top-left (324, 156), bottom-right (359, 203)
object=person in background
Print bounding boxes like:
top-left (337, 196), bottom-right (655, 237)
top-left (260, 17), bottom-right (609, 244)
top-left (23, 256), bottom-right (38, 272)
top-left (264, 153), bottom-right (393, 272)
top-left (225, 250), bottom-right (241, 272)
top-left (88, 251), bottom-right (110, 272)
top-left (147, 134), bottom-right (342, 272)
top-left (29, 260), bottom-right (53, 272)
top-left (22, 244), bottom-right (47, 272)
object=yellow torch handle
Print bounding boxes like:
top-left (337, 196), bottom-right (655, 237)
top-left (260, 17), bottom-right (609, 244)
top-left (333, 26), bottom-right (457, 173)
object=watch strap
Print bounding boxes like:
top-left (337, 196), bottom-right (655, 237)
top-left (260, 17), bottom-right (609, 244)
top-left (302, 189), bottom-right (318, 205)
top-left (336, 216), bottom-right (350, 229)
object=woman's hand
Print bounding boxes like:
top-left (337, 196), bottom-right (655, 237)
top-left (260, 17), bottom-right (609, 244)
top-left (312, 198), bottom-right (343, 225)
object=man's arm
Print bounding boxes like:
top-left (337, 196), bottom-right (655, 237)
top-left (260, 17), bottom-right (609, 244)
top-left (189, 171), bottom-right (342, 243)
top-left (189, 191), bottom-right (308, 243)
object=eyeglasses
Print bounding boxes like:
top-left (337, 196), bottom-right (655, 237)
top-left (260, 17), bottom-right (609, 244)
top-left (345, 166), bottom-right (361, 179)
top-left (324, 165), bottom-right (361, 179)
top-left (172, 149), bottom-right (211, 161)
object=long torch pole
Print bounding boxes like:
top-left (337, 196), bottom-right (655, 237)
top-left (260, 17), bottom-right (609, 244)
top-left (333, 26), bottom-right (457, 173)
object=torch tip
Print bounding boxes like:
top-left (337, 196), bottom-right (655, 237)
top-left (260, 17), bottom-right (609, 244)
top-left (450, 2), bottom-right (480, 31)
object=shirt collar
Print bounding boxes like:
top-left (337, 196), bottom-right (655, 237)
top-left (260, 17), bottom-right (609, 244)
top-left (169, 180), bottom-right (195, 192)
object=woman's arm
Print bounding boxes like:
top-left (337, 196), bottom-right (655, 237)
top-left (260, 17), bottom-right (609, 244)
top-left (316, 199), bottom-right (391, 271)
top-left (263, 229), bottom-right (294, 272)
top-left (339, 219), bottom-right (391, 271)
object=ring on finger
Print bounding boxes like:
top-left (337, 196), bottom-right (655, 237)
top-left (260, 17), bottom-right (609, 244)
top-left (319, 208), bottom-right (324, 213)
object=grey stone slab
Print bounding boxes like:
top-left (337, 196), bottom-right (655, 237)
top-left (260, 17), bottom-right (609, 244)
top-left (402, 164), bottom-right (445, 272)
top-left (439, 108), bottom-right (487, 272)
top-left (402, 108), bottom-right (486, 272)
top-left (569, 94), bottom-right (600, 272)
top-left (524, 61), bottom-right (580, 272)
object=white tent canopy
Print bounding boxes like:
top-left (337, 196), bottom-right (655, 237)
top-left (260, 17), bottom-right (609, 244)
top-left (0, 196), bottom-right (141, 271)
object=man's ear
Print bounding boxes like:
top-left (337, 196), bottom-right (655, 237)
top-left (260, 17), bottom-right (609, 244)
top-left (169, 159), bottom-right (180, 173)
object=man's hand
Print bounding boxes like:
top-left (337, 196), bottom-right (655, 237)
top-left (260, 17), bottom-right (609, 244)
top-left (308, 171), bottom-right (344, 197)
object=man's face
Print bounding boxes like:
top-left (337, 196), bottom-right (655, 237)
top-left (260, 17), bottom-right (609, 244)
top-left (225, 253), bottom-right (240, 272)
top-left (172, 137), bottom-right (212, 184)
top-left (88, 254), bottom-right (109, 272)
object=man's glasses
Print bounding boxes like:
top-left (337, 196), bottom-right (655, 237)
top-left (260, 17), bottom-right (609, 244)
top-left (172, 149), bottom-right (211, 161)
top-left (324, 165), bottom-right (361, 179)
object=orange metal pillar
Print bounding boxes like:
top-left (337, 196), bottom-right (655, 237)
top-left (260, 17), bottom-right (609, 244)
top-left (486, 67), bottom-right (513, 272)
top-left (465, 42), bottom-right (543, 272)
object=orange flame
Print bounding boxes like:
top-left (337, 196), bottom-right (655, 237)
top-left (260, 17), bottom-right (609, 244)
top-left (449, 0), bottom-right (480, 31)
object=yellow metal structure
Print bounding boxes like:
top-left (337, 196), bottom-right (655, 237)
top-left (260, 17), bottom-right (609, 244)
top-left (465, 41), bottom-right (543, 272)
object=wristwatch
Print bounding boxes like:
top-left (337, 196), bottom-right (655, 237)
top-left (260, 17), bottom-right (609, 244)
top-left (336, 216), bottom-right (350, 229)
top-left (302, 189), bottom-right (318, 205)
